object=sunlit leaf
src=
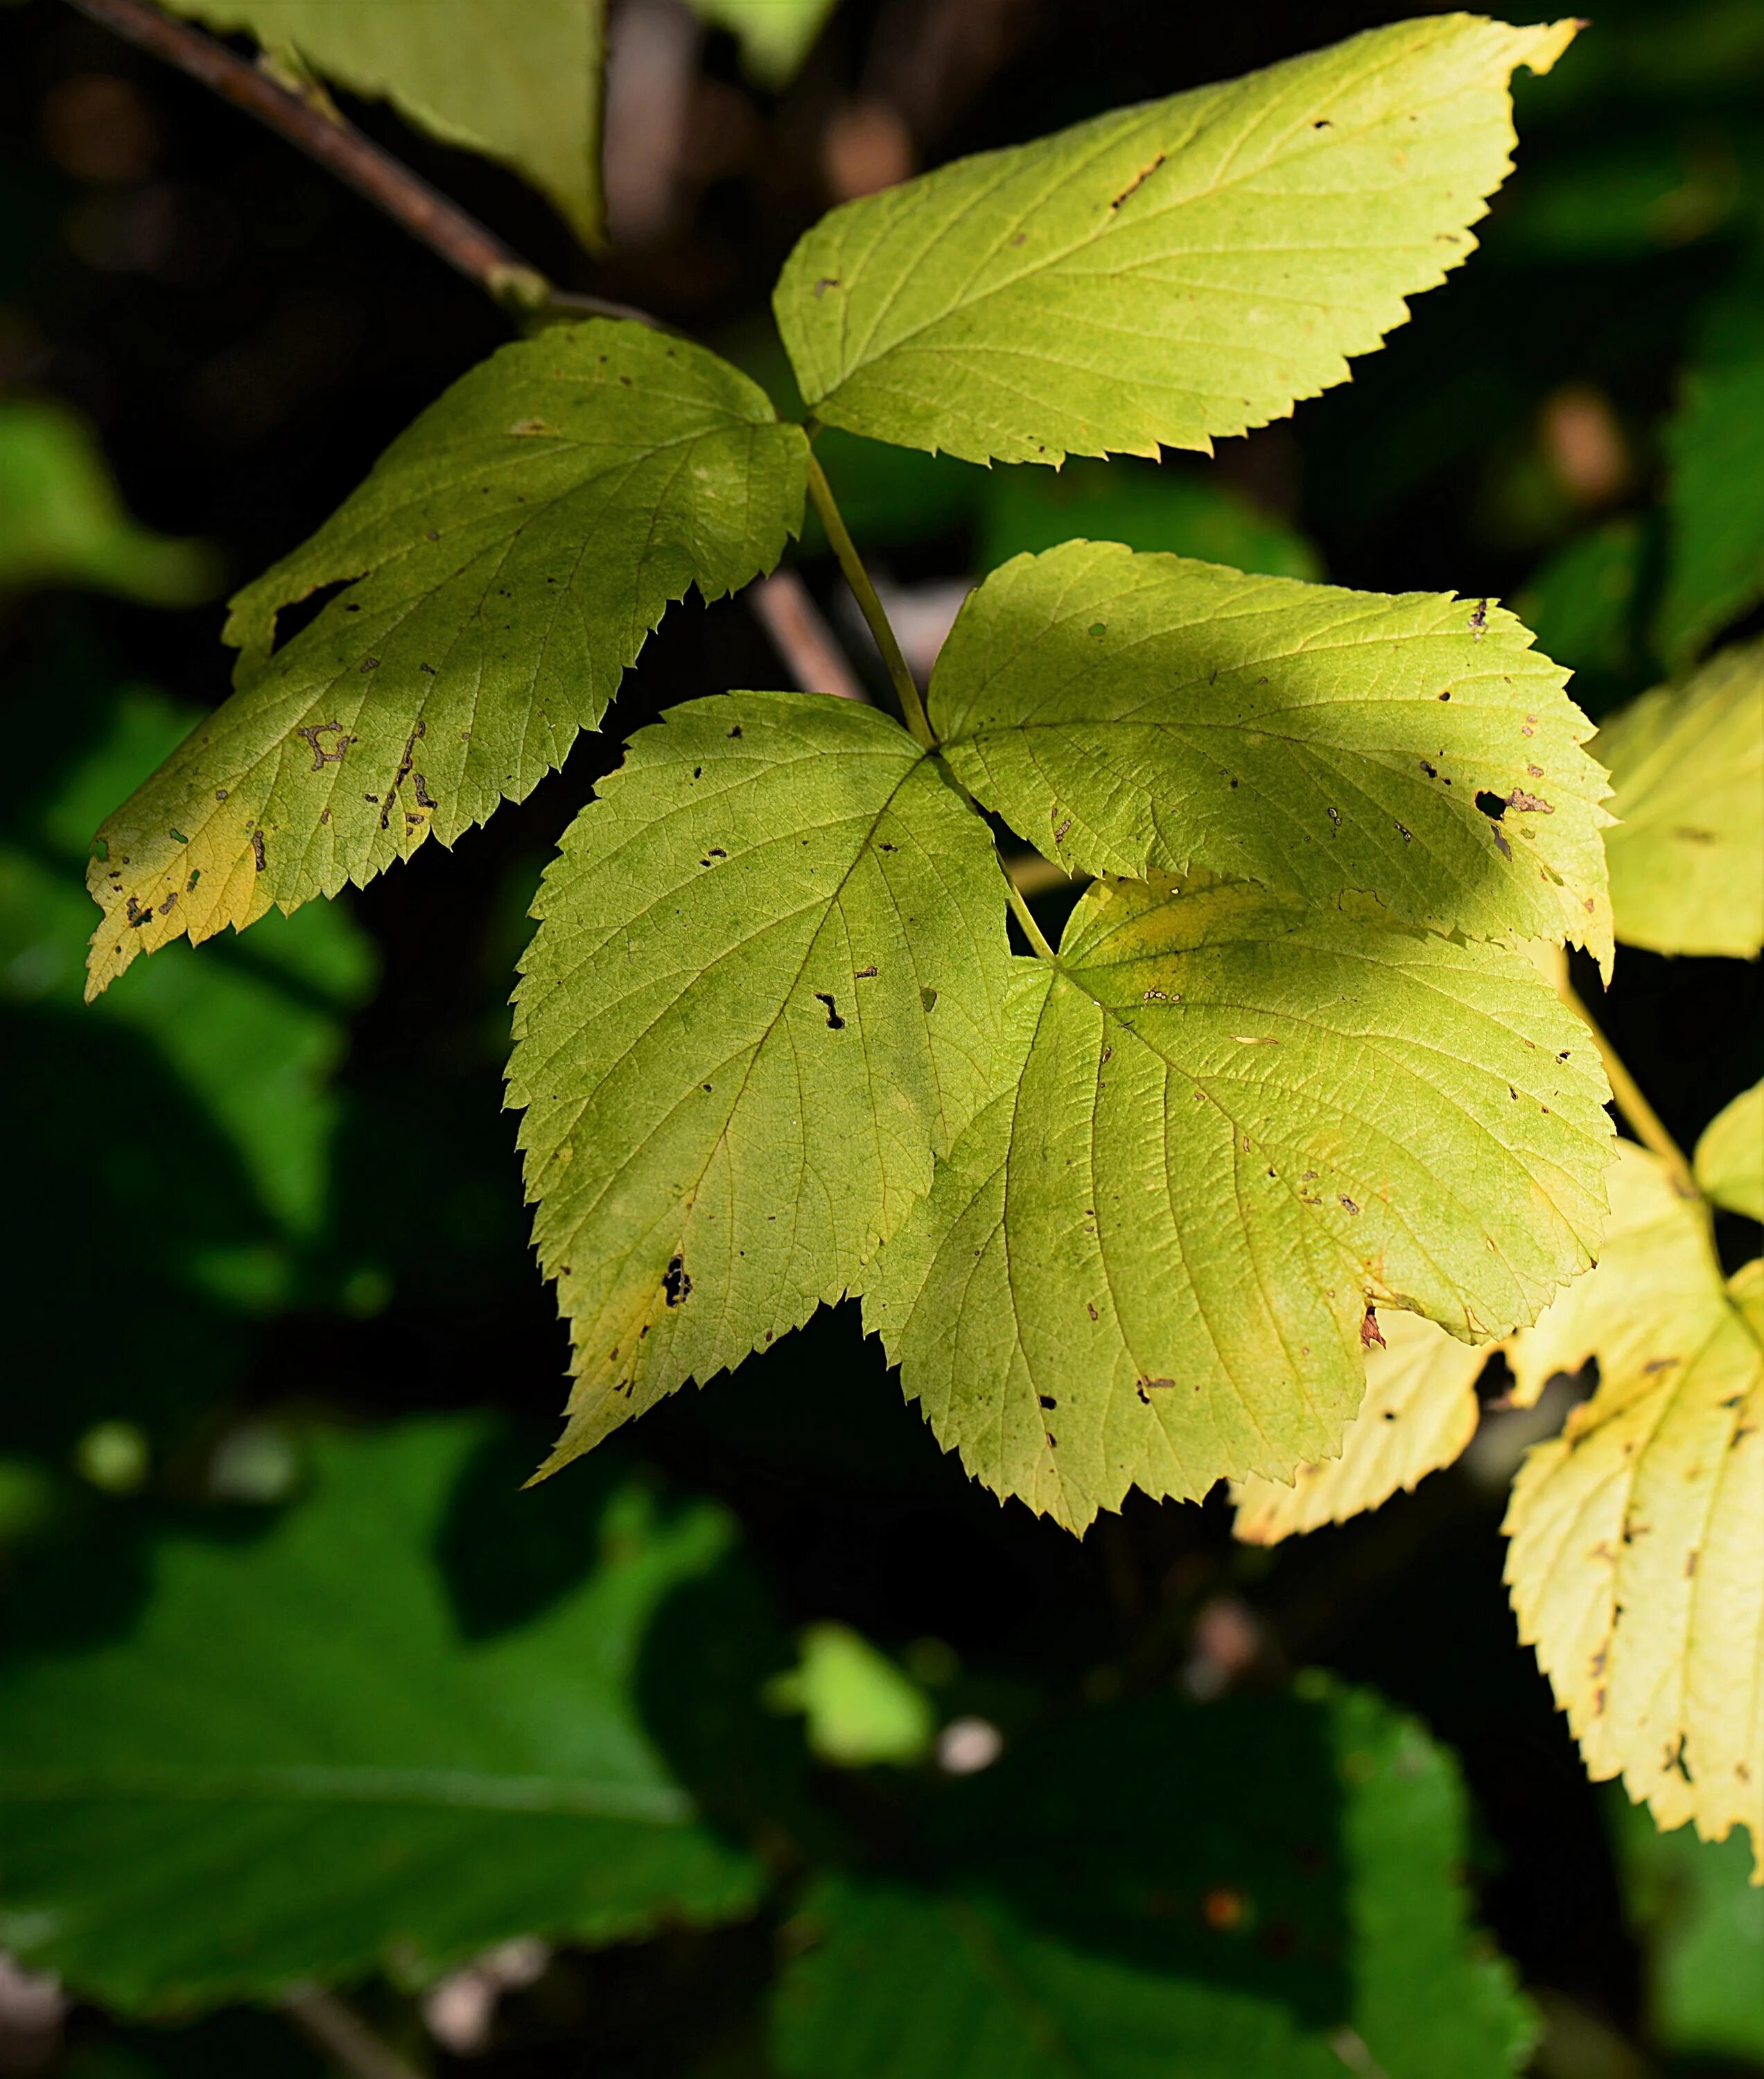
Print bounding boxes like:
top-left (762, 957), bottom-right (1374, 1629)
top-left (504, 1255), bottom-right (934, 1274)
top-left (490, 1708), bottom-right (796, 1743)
top-left (86, 324), bottom-right (806, 997)
top-left (0, 1419), bottom-right (770, 2008)
top-left (1696, 1080), bottom-right (1764, 1223)
top-left (775, 15), bottom-right (1578, 466)
top-left (1504, 1143), bottom-right (1764, 1876)
top-left (932, 545), bottom-right (1613, 967)
top-left (1596, 638), bottom-right (1764, 959)
top-left (509, 692), bottom-right (1009, 1477)
top-left (161, 0), bottom-right (609, 248)
top-left (774, 1681), bottom-right (1534, 2078)
top-left (1232, 1310), bottom-right (1494, 1545)
top-left (0, 396), bottom-right (215, 606)
top-left (766, 1623), bottom-right (936, 1768)
top-left (866, 872), bottom-right (1612, 1532)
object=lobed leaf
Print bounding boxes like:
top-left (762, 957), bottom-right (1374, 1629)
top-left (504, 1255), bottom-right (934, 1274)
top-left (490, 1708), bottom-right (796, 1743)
top-left (86, 323), bottom-right (806, 997)
top-left (509, 692), bottom-right (1011, 1477)
top-left (0, 1419), bottom-right (770, 2008)
top-left (932, 543), bottom-right (1612, 966)
top-left (773, 1683), bottom-right (1534, 2079)
top-left (162, 0), bottom-right (609, 247)
top-left (774, 15), bottom-right (1578, 466)
top-left (1232, 1309), bottom-right (1494, 1545)
top-left (1596, 639), bottom-right (1764, 960)
top-left (865, 872), bottom-right (1613, 1532)
top-left (1696, 1081), bottom-right (1764, 1224)
top-left (1504, 1143), bottom-right (1764, 1876)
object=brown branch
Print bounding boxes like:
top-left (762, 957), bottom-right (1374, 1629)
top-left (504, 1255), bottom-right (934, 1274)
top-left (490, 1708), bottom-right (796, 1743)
top-left (62, 0), bottom-right (655, 326)
top-left (749, 570), bottom-right (868, 703)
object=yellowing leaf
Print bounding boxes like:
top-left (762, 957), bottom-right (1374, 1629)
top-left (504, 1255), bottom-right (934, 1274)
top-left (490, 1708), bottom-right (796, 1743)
top-left (1697, 1082), bottom-right (1764, 1224)
top-left (1232, 1310), bottom-right (1494, 1545)
top-left (775, 15), bottom-right (1578, 466)
top-left (1596, 639), bottom-right (1764, 960)
top-left (87, 324), bottom-right (805, 997)
top-left (865, 872), bottom-right (1613, 1533)
top-left (162, 0), bottom-right (608, 248)
top-left (1503, 1144), bottom-right (1764, 1875)
top-left (932, 544), bottom-right (1612, 968)
top-left (509, 694), bottom-right (1010, 1477)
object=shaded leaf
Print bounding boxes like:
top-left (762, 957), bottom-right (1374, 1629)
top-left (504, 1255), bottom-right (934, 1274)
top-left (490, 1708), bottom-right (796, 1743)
top-left (509, 692), bottom-right (1009, 1477)
top-left (1503, 1143), bottom-right (1763, 1875)
top-left (162, 0), bottom-right (609, 248)
top-left (1596, 638), bottom-right (1764, 959)
top-left (1696, 1080), bottom-right (1764, 1223)
top-left (1232, 1309), bottom-right (1494, 1545)
top-left (932, 543), bottom-right (1612, 966)
top-left (0, 1419), bottom-right (769, 2009)
top-left (866, 872), bottom-right (1612, 1532)
top-left (1657, 309), bottom-right (1764, 665)
top-left (86, 324), bottom-right (806, 996)
top-left (773, 1681), bottom-right (1533, 2078)
top-left (0, 396), bottom-right (215, 606)
top-left (775, 16), bottom-right (1577, 466)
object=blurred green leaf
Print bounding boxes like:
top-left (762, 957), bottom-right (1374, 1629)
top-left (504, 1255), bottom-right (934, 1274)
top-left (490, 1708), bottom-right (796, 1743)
top-left (978, 460), bottom-right (1318, 580)
top-left (0, 1417), bottom-right (771, 2010)
top-left (688, 0), bottom-right (836, 87)
top-left (0, 397), bottom-right (216, 606)
top-left (1613, 1791), bottom-right (1764, 2060)
top-left (773, 1680), bottom-right (1533, 2078)
top-left (767, 1624), bottom-right (936, 1769)
top-left (1515, 518), bottom-right (1651, 720)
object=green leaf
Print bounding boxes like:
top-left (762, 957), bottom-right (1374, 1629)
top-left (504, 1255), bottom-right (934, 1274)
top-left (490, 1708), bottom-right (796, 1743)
top-left (1596, 638), bottom-right (1764, 959)
top-left (773, 1682), bottom-right (1534, 2079)
top-left (977, 460), bottom-right (1319, 579)
top-left (688, 0), bottom-right (836, 88)
top-left (86, 323), bottom-right (806, 997)
top-left (161, 0), bottom-right (609, 249)
top-left (509, 692), bottom-right (1011, 1477)
top-left (1696, 1080), bottom-right (1763, 1222)
top-left (774, 15), bottom-right (1578, 466)
top-left (865, 872), bottom-right (1612, 1532)
top-left (1504, 1145), bottom-right (1764, 1875)
top-left (0, 396), bottom-right (216, 606)
top-left (767, 1623), bottom-right (936, 1769)
top-left (1657, 317), bottom-right (1764, 667)
top-left (1614, 1789), bottom-right (1764, 2060)
top-left (931, 544), bottom-right (1614, 969)
top-left (0, 1418), bottom-right (769, 2010)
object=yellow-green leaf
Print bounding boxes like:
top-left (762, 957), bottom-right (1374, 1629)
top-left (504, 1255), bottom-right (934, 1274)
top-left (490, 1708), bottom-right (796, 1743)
top-left (509, 693), bottom-right (1010, 1477)
top-left (775, 15), bottom-right (1578, 466)
top-left (932, 543), bottom-right (1613, 968)
top-left (86, 324), bottom-right (805, 997)
top-left (1596, 638), bottom-right (1764, 960)
top-left (1232, 1309), bottom-right (1494, 1545)
top-left (865, 872), bottom-right (1612, 1533)
top-left (1697, 1082), bottom-right (1764, 1224)
top-left (162, 0), bottom-right (608, 248)
top-left (1504, 1143), bottom-right (1764, 1875)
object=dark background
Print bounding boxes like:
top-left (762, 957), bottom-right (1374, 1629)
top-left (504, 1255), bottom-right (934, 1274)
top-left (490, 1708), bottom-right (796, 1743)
top-left (2, 0), bottom-right (1762, 2071)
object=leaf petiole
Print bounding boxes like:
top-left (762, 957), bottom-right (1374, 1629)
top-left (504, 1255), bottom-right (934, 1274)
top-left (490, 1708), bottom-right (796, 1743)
top-left (803, 448), bottom-right (936, 751)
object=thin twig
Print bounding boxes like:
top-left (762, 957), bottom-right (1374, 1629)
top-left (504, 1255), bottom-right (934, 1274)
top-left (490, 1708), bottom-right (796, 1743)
top-left (1557, 969), bottom-right (1700, 1203)
top-left (280, 1985), bottom-right (428, 2079)
top-left (749, 570), bottom-right (868, 703)
top-left (803, 446), bottom-right (936, 748)
top-left (62, 0), bottom-right (653, 325)
top-left (1003, 871), bottom-right (1058, 962)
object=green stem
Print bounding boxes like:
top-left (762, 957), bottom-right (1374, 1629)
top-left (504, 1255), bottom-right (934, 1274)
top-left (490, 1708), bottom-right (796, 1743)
top-left (803, 448), bottom-right (935, 750)
top-left (1003, 871), bottom-right (1058, 963)
top-left (1557, 971), bottom-right (1700, 1204)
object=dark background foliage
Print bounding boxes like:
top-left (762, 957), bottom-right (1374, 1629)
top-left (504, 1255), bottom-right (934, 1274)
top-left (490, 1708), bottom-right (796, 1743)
top-left (1, 0), bottom-right (1761, 2072)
